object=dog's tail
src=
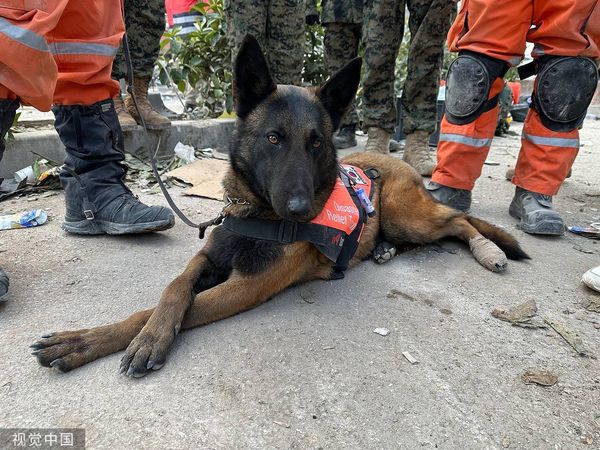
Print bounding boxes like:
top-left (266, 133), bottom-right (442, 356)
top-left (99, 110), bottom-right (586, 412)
top-left (465, 216), bottom-right (530, 260)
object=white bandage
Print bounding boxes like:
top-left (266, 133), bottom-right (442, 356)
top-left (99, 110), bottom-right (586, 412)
top-left (469, 235), bottom-right (507, 272)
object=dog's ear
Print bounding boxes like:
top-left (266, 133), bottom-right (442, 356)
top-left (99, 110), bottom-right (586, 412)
top-left (316, 57), bottom-right (362, 130)
top-left (233, 35), bottom-right (276, 118)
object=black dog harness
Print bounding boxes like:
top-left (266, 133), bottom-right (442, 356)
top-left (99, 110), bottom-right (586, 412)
top-left (223, 165), bottom-right (378, 279)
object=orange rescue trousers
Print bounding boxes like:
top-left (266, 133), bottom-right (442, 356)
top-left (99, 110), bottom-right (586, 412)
top-left (0, 0), bottom-right (124, 110)
top-left (432, 0), bottom-right (600, 196)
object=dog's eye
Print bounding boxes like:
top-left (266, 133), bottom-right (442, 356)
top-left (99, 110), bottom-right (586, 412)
top-left (267, 134), bottom-right (279, 145)
top-left (312, 139), bottom-right (322, 149)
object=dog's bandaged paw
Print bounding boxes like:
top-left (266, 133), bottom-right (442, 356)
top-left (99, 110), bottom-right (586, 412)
top-left (374, 241), bottom-right (397, 264)
top-left (469, 235), bottom-right (507, 272)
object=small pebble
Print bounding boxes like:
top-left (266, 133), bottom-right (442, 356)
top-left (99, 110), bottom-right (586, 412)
top-left (373, 327), bottom-right (390, 336)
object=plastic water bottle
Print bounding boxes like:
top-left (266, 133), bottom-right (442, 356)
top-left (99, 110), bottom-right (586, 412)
top-left (0, 210), bottom-right (48, 230)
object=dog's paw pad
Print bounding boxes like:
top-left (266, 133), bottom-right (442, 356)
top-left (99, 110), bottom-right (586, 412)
top-left (374, 241), bottom-right (397, 264)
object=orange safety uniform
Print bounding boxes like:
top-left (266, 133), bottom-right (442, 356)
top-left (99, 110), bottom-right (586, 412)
top-left (432, 0), bottom-right (600, 196)
top-left (0, 0), bottom-right (124, 111)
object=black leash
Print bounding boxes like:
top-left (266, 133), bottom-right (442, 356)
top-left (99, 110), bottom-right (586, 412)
top-left (121, 29), bottom-right (222, 238)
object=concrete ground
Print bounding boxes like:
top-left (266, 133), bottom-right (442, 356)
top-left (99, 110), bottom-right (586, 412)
top-left (0, 120), bottom-right (599, 449)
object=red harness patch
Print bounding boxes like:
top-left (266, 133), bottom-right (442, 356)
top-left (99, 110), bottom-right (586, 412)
top-left (310, 165), bottom-right (372, 236)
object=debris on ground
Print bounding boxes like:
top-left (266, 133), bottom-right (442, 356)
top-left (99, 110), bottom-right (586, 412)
top-left (300, 288), bottom-right (316, 304)
top-left (166, 158), bottom-right (229, 200)
top-left (124, 153), bottom-right (187, 192)
top-left (0, 209), bottom-right (48, 230)
top-left (0, 158), bottom-right (62, 202)
top-left (568, 223), bottom-right (600, 239)
top-left (373, 327), bottom-right (390, 336)
top-left (173, 142), bottom-right (197, 164)
top-left (582, 296), bottom-right (600, 313)
top-left (484, 159), bottom-right (500, 166)
top-left (582, 266), bottom-right (600, 295)
top-left (402, 351), bottom-right (419, 365)
top-left (545, 319), bottom-right (590, 356)
top-left (521, 369), bottom-right (558, 387)
top-left (573, 245), bottom-right (597, 255)
top-left (272, 421), bottom-right (290, 429)
top-left (491, 299), bottom-right (547, 328)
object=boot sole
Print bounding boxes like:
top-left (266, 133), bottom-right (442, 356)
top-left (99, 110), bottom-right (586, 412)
top-left (509, 204), bottom-right (565, 235)
top-left (63, 217), bottom-right (175, 235)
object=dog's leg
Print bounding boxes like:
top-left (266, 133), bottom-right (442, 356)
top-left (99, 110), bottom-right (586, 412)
top-left (378, 177), bottom-right (512, 272)
top-left (31, 250), bottom-right (213, 373)
top-left (120, 243), bottom-right (328, 377)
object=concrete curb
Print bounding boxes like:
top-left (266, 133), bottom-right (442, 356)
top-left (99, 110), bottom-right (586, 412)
top-left (1, 118), bottom-right (236, 178)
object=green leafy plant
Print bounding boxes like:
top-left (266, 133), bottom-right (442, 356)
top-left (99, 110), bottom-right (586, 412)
top-left (4, 111), bottom-right (21, 143)
top-left (157, 0), bottom-right (232, 118)
top-left (303, 23), bottom-right (328, 86)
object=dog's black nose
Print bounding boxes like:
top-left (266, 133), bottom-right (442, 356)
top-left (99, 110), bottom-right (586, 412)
top-left (286, 197), bottom-right (311, 216)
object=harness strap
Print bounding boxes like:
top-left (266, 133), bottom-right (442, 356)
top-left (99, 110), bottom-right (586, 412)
top-left (222, 216), bottom-right (327, 245)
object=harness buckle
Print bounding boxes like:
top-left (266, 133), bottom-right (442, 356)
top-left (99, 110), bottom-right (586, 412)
top-left (277, 220), bottom-right (298, 244)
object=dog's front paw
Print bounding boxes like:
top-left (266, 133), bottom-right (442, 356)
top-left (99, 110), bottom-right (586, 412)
top-left (373, 241), bottom-right (397, 264)
top-left (119, 326), bottom-right (175, 378)
top-left (31, 328), bottom-right (110, 372)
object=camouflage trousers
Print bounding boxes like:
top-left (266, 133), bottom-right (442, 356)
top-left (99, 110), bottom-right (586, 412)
top-left (324, 22), bottom-right (361, 126)
top-left (112, 0), bottom-right (166, 81)
top-left (362, 0), bottom-right (455, 134)
top-left (225, 0), bottom-right (305, 86)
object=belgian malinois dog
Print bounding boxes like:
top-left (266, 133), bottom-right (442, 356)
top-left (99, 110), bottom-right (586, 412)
top-left (31, 36), bottom-right (528, 377)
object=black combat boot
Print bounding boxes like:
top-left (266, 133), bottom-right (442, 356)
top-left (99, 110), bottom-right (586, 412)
top-left (332, 124), bottom-right (357, 149)
top-left (426, 181), bottom-right (472, 212)
top-left (509, 187), bottom-right (565, 235)
top-left (0, 98), bottom-right (19, 301)
top-left (53, 99), bottom-right (174, 235)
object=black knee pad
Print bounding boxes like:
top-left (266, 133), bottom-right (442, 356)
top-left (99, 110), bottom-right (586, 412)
top-left (533, 56), bottom-right (599, 132)
top-left (445, 51), bottom-right (508, 125)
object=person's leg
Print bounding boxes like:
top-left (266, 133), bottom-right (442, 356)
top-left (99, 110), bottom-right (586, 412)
top-left (110, 0), bottom-right (169, 129)
top-left (48, 0), bottom-right (174, 235)
top-left (267, 0), bottom-right (305, 85)
top-left (226, 0), bottom-right (268, 72)
top-left (0, 96), bottom-right (17, 300)
top-left (1, 2), bottom-right (69, 300)
top-left (324, 22), bottom-right (361, 149)
top-left (402, 0), bottom-right (455, 175)
top-left (362, 0), bottom-right (405, 154)
top-left (428, 0), bottom-right (532, 211)
top-left (507, 0), bottom-right (600, 234)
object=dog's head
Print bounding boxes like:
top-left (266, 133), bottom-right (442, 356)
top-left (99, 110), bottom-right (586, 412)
top-left (230, 35), bottom-right (361, 221)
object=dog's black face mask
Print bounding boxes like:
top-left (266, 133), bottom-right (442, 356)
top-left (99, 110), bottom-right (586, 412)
top-left (230, 35), bottom-right (362, 221)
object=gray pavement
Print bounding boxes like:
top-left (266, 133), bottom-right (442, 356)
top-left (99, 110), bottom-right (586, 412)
top-left (0, 120), bottom-right (599, 449)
